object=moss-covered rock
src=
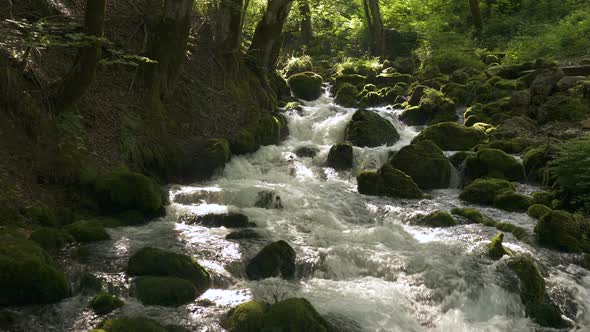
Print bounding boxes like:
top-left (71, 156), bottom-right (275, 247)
top-left (230, 129), bottom-right (258, 155)
top-left (134, 276), bottom-right (196, 307)
top-left (98, 317), bottom-right (168, 332)
top-left (334, 83), bottom-right (359, 107)
top-left (25, 204), bottom-right (58, 227)
top-left (451, 208), bottom-right (496, 226)
top-left (488, 233), bottom-right (509, 260)
top-left (223, 298), bottom-right (333, 332)
top-left (202, 138), bottom-right (231, 174)
top-left (417, 211), bottom-right (456, 227)
top-left (449, 151), bottom-right (475, 167)
top-left (65, 220), bottom-right (110, 242)
top-left (344, 110), bottom-right (400, 147)
top-left (532, 191), bottom-right (558, 207)
top-left (29, 227), bottom-right (74, 250)
top-left (496, 223), bottom-right (528, 241)
top-left (357, 165), bottom-right (424, 199)
top-left (375, 73), bottom-right (413, 86)
top-left (246, 240), bottom-right (296, 280)
top-left (399, 89), bottom-right (457, 126)
top-left (481, 138), bottom-right (530, 154)
top-left (287, 72), bottom-right (323, 101)
top-left (333, 74), bottom-right (367, 91)
top-left (441, 83), bottom-right (469, 105)
top-left (527, 204), bottom-right (551, 220)
top-left (0, 234), bottom-right (71, 305)
top-left (95, 171), bottom-right (163, 215)
top-left (390, 140), bottom-right (451, 189)
top-left (412, 122), bottom-right (486, 151)
top-left (127, 247), bottom-right (211, 293)
top-left (535, 210), bottom-right (590, 253)
top-left (536, 91), bottom-right (590, 124)
top-left (493, 190), bottom-right (533, 212)
top-left (326, 143), bottom-right (353, 170)
top-left (523, 145), bottom-right (557, 183)
top-left (459, 178), bottom-right (516, 205)
top-left (90, 292), bottom-right (124, 314)
top-left (464, 148), bottom-right (524, 182)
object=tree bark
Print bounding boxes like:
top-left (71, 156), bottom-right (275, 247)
top-left (469, 0), bottom-right (483, 35)
top-left (299, 0), bottom-right (313, 45)
top-left (50, 0), bottom-right (106, 112)
top-left (247, 0), bottom-right (294, 73)
top-left (363, 0), bottom-right (384, 57)
top-left (216, 0), bottom-right (244, 54)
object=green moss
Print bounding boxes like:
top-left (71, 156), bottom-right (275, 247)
top-left (390, 140), bottom-right (451, 189)
top-left (488, 232), bottom-right (509, 260)
top-left (334, 83), bottom-right (359, 107)
top-left (205, 138), bottom-right (231, 169)
top-left (223, 300), bottom-right (268, 332)
top-left (134, 276), bottom-right (196, 307)
top-left (493, 190), bottom-right (533, 212)
top-left (357, 165), bottom-right (424, 199)
top-left (326, 143), bottom-right (353, 170)
top-left (246, 240), bottom-right (296, 280)
top-left (464, 148), bottom-right (524, 182)
top-left (532, 191), bottom-right (557, 207)
top-left (99, 317), bottom-right (168, 332)
top-left (127, 247), bottom-right (211, 293)
top-left (95, 171), bottom-right (164, 215)
top-left (90, 292), bottom-right (124, 314)
top-left (287, 72), bottom-right (323, 101)
top-left (483, 138), bottom-right (529, 154)
top-left (459, 178), bottom-right (516, 205)
top-left (449, 151), bottom-right (475, 167)
top-left (418, 211), bottom-right (456, 227)
top-left (496, 223), bottom-right (528, 241)
top-left (283, 56), bottom-right (313, 77)
top-left (65, 220), bottom-right (110, 242)
top-left (536, 92), bottom-right (590, 124)
top-left (344, 110), bottom-right (400, 147)
top-left (0, 234), bottom-right (71, 305)
top-left (523, 145), bottom-right (556, 183)
top-left (29, 227), bottom-right (74, 250)
top-left (412, 122), bottom-right (486, 151)
top-left (535, 210), bottom-right (590, 253)
top-left (451, 208), bottom-right (495, 226)
top-left (334, 74), bottom-right (367, 91)
top-left (25, 204), bottom-right (59, 227)
top-left (441, 83), bottom-right (469, 104)
top-left (507, 255), bottom-right (545, 306)
top-left (399, 89), bottom-right (457, 126)
top-left (230, 129), bottom-right (258, 155)
top-left (527, 204), bottom-right (552, 220)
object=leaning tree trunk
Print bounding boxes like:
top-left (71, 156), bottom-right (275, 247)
top-left (50, 0), bottom-right (106, 112)
top-left (363, 0), bottom-right (384, 57)
top-left (246, 0), bottom-right (294, 73)
top-left (299, 0), bottom-right (313, 45)
top-left (216, 0), bottom-right (244, 54)
top-left (469, 0), bottom-right (483, 35)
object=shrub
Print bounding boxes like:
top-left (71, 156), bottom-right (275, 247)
top-left (551, 136), bottom-right (590, 212)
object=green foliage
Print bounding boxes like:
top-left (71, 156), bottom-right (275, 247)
top-left (551, 136), bottom-right (590, 212)
top-left (283, 55), bottom-right (313, 77)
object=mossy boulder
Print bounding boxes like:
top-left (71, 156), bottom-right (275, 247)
top-left (0, 234), bottom-right (71, 305)
top-left (399, 88), bottom-right (457, 126)
top-left (532, 191), bottom-right (558, 207)
top-left (449, 151), bottom-right (475, 167)
top-left (527, 204), bottom-right (551, 220)
top-left (66, 220), bottom-right (110, 242)
top-left (390, 140), bottom-right (451, 189)
top-left (451, 208), bottom-right (496, 226)
top-left (246, 240), bottom-right (296, 280)
top-left (334, 83), bottom-right (359, 107)
top-left (98, 317), bottom-right (168, 332)
top-left (326, 143), bottom-right (353, 170)
top-left (493, 190), bottom-right (533, 212)
top-left (412, 122), bottom-right (486, 151)
top-left (357, 164), bottom-right (424, 199)
top-left (523, 145), bottom-right (556, 183)
top-left (459, 178), bottom-right (516, 205)
top-left (334, 74), bottom-right (367, 91)
top-left (127, 247), bottom-right (211, 293)
top-left (95, 171), bottom-right (164, 215)
top-left (202, 138), bottom-right (231, 175)
top-left (223, 298), bottom-right (333, 332)
top-left (287, 72), bottom-right (323, 101)
top-left (90, 292), bottom-right (124, 314)
top-left (417, 211), bottom-right (456, 227)
top-left (481, 138), bottom-right (530, 154)
top-left (344, 110), bottom-right (400, 147)
top-left (464, 148), bottom-right (525, 182)
top-left (535, 210), bottom-right (590, 253)
top-left (375, 73), bottom-right (413, 86)
top-left (25, 204), bottom-right (58, 227)
top-left (29, 227), bottom-right (74, 250)
top-left (134, 276), bottom-right (197, 307)
top-left (488, 233), bottom-right (510, 260)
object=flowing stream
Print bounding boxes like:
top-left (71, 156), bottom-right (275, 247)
top-left (6, 88), bottom-right (590, 332)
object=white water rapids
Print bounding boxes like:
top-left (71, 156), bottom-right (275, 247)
top-left (6, 88), bottom-right (590, 332)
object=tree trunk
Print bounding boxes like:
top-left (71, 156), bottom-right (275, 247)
top-left (299, 0), bottom-right (313, 45)
top-left (50, 0), bottom-right (106, 112)
top-left (246, 0), bottom-right (294, 73)
top-left (469, 0), bottom-right (483, 35)
top-left (216, 0), bottom-right (244, 54)
top-left (363, 0), bottom-right (384, 57)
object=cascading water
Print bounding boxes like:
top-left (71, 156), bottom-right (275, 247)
top-left (6, 88), bottom-right (590, 332)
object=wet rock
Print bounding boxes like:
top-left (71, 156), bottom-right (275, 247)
top-left (390, 140), bottom-right (450, 189)
top-left (523, 144), bottom-right (557, 183)
top-left (449, 151), bottom-right (475, 167)
top-left (245, 240), bottom-right (296, 280)
top-left (344, 110), bottom-right (400, 147)
top-left (134, 276), bottom-right (197, 307)
top-left (417, 211), bottom-right (456, 227)
top-left (96, 317), bottom-right (168, 332)
top-left (530, 68), bottom-right (565, 105)
top-left (65, 220), bottom-right (110, 242)
top-left (255, 190), bottom-right (283, 209)
top-left (183, 213), bottom-right (253, 228)
top-left (493, 190), bottom-right (533, 212)
top-left (582, 254), bottom-right (590, 270)
top-left (527, 204), bottom-right (551, 220)
top-left (226, 229), bottom-right (263, 240)
top-left (399, 88), bottom-right (457, 126)
top-left (464, 148), bottom-right (525, 182)
top-left (412, 122), bottom-right (486, 151)
top-left (89, 292), bottom-right (124, 314)
top-left (94, 170), bottom-right (164, 215)
top-left (334, 83), bottom-right (359, 107)
top-left (326, 143), bottom-right (353, 170)
top-left (223, 298), bottom-right (334, 332)
top-left (294, 145), bottom-right (318, 158)
top-left (357, 164), bottom-right (424, 199)
top-left (532, 191), bottom-right (558, 207)
top-left (127, 247), bottom-right (211, 293)
top-left (29, 227), bottom-right (74, 250)
top-left (459, 178), bottom-right (516, 206)
top-left (535, 210), bottom-right (590, 253)
top-left (407, 85), bottom-right (426, 106)
top-left (451, 208), bottom-right (496, 226)
top-left (288, 72), bottom-right (323, 101)
top-left (0, 234), bottom-right (71, 305)
top-left (488, 233), bottom-right (510, 260)
top-left (491, 116), bottom-right (537, 140)
top-left (556, 76), bottom-right (586, 91)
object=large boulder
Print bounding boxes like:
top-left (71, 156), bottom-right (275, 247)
top-left (134, 276), bottom-right (197, 307)
top-left (390, 140), bottom-right (450, 189)
top-left (95, 171), bottom-right (164, 215)
top-left (417, 211), bottom-right (456, 227)
top-left (90, 292), bottom-right (124, 315)
top-left (399, 88), bottom-right (457, 126)
top-left (0, 234), bottom-right (71, 305)
top-left (334, 83), bottom-right (359, 107)
top-left (288, 72), bottom-right (323, 101)
top-left (127, 247), bottom-right (211, 294)
top-left (412, 122), bottom-right (485, 151)
top-left (357, 164), bottom-right (424, 199)
top-left (326, 143), bottom-right (353, 170)
top-left (493, 190), bottom-right (533, 212)
top-left (530, 68), bottom-right (565, 106)
top-left (527, 204), bottom-right (551, 220)
top-left (464, 148), bottom-right (524, 182)
top-left (535, 210), bottom-right (590, 253)
top-left (29, 227), bottom-right (74, 250)
top-left (459, 178), bottom-right (516, 205)
top-left (344, 110), bottom-right (400, 147)
top-left (246, 240), bottom-right (296, 280)
top-left (65, 220), bottom-right (110, 242)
